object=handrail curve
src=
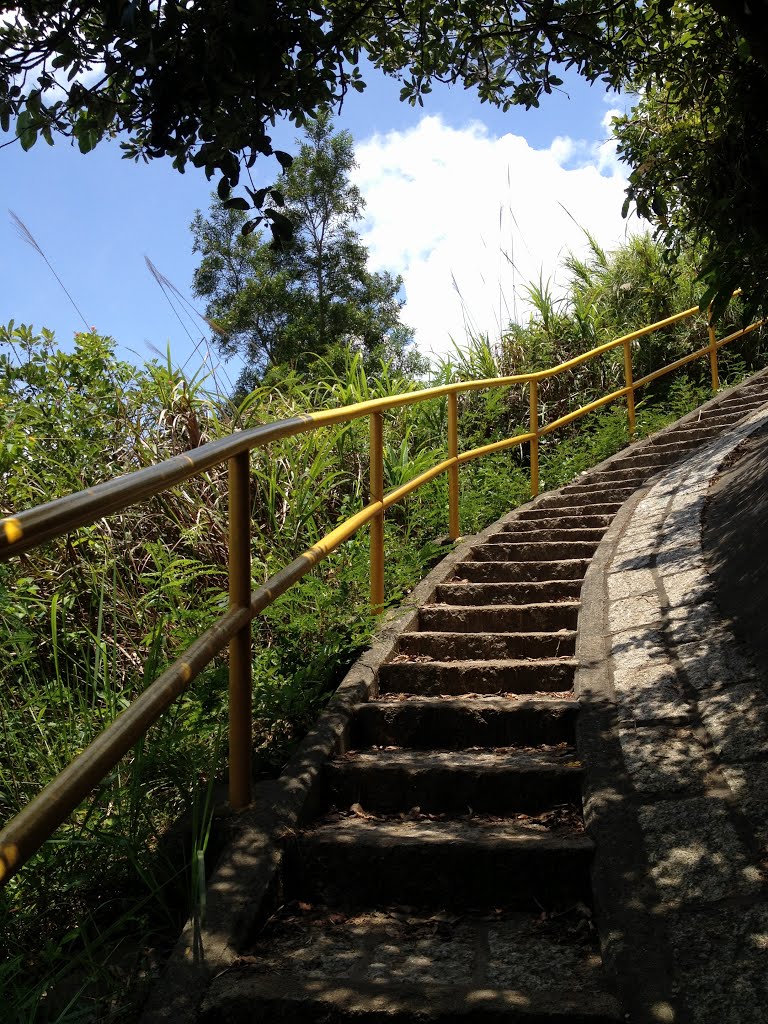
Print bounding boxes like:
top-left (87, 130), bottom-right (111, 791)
top-left (0, 296), bottom-right (762, 885)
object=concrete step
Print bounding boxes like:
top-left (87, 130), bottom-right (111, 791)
top-left (487, 526), bottom-right (606, 544)
top-left (349, 696), bottom-right (579, 749)
top-left (325, 746), bottom-right (583, 815)
top-left (646, 433), bottom-right (721, 454)
top-left (397, 629), bottom-right (577, 660)
top-left (517, 501), bottom-right (623, 519)
top-left (644, 433), bottom-right (717, 454)
top-left (282, 814), bottom-right (594, 909)
top-left (691, 408), bottom-right (763, 430)
top-left (418, 602), bottom-right (580, 633)
top-left (560, 483), bottom-right (637, 500)
top-left (203, 968), bottom-right (621, 1023)
top-left (574, 466), bottom-right (647, 486)
top-left (473, 540), bottom-right (599, 560)
top-left (713, 394), bottom-right (767, 412)
top-left (532, 494), bottom-right (627, 513)
top-left (434, 580), bottom-right (582, 604)
top-left (203, 908), bottom-right (622, 1022)
top-left (610, 450), bottom-right (675, 471)
top-left (378, 658), bottom-right (576, 696)
top-left (668, 412), bottom-right (734, 427)
top-left (496, 515), bottom-right (612, 533)
top-left (451, 559), bottom-right (590, 583)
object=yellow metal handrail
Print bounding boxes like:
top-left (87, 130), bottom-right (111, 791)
top-left (0, 296), bottom-right (762, 884)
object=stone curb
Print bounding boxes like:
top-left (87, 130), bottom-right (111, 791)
top-left (575, 485), bottom-right (679, 1024)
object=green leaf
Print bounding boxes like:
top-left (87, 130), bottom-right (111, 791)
top-left (651, 194), bottom-right (667, 218)
top-left (76, 127), bottom-right (97, 154)
top-left (16, 110), bottom-right (37, 151)
top-left (246, 186), bottom-right (268, 208)
top-left (223, 196), bottom-right (250, 211)
top-left (241, 216), bottom-right (263, 236)
top-left (265, 208), bottom-right (292, 230)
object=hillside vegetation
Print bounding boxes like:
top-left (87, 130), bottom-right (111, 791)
top-left (1, 235), bottom-right (766, 1020)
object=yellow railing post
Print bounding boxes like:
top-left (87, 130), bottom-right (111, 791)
top-left (228, 451), bottom-right (252, 810)
top-left (529, 379), bottom-right (539, 497)
top-left (447, 393), bottom-right (460, 540)
top-left (623, 338), bottom-right (636, 435)
top-left (707, 306), bottom-right (720, 392)
top-left (369, 412), bottom-right (385, 614)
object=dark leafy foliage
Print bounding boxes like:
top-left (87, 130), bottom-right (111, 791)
top-left (6, 0), bottom-right (768, 305)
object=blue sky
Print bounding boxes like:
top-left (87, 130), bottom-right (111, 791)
top-left (1, 63), bottom-right (634, 375)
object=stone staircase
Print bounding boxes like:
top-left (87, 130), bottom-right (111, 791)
top-left (197, 375), bottom-right (768, 1023)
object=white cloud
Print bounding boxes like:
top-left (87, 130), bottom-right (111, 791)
top-left (353, 115), bottom-right (637, 363)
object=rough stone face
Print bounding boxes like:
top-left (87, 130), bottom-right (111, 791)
top-left (637, 797), bottom-right (761, 906)
top-left (667, 906), bottom-right (768, 1024)
top-left (699, 682), bottom-right (768, 760)
top-left (666, 602), bottom-right (731, 646)
top-left (612, 662), bottom-right (691, 723)
top-left (618, 725), bottom-right (707, 794)
top-left (661, 567), bottom-right (711, 608)
top-left (610, 625), bottom-right (667, 668)
top-left (607, 594), bottom-right (663, 633)
top-left (721, 763), bottom-right (768, 847)
top-left (675, 640), bottom-right (758, 691)
top-left (607, 569), bottom-right (657, 601)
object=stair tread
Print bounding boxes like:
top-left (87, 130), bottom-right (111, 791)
top-left (451, 561), bottom-right (590, 582)
top-left (363, 695), bottom-right (577, 710)
top-left (494, 527), bottom-right (607, 536)
top-left (454, 558), bottom-right (591, 567)
top-left (401, 629), bottom-right (576, 640)
top-left (508, 515), bottom-right (612, 526)
top-left (397, 631), bottom-right (576, 661)
top-left (517, 504), bottom-right (622, 517)
top-left (302, 810), bottom-right (591, 849)
top-left (209, 904), bottom-right (622, 1020)
top-left (432, 582), bottom-right (583, 603)
top-left (436, 580), bottom-right (583, 589)
top-left (331, 746), bottom-right (581, 772)
top-left (373, 691), bottom-right (577, 704)
top-left (418, 605), bottom-right (581, 634)
top-left (562, 483), bottom-right (636, 493)
top-left (478, 540), bottom-right (598, 550)
top-left (385, 657), bottom-right (577, 670)
top-left (203, 970), bottom-right (622, 1022)
top-left (422, 601), bottom-right (580, 613)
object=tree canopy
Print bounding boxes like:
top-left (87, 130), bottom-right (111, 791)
top-left (612, 6), bottom-right (768, 316)
top-left (4, 0), bottom-right (768, 312)
top-left (191, 111), bottom-right (424, 390)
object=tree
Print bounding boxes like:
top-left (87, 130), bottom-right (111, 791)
top-left (191, 111), bottom-right (425, 390)
top-left (611, 7), bottom-right (768, 317)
